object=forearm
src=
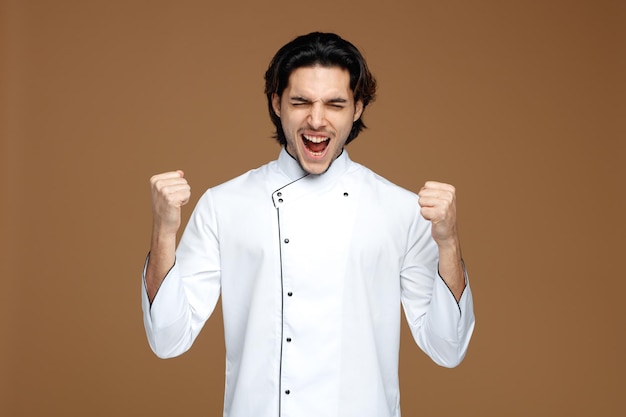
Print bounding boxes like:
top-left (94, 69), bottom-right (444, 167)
top-left (145, 229), bottom-right (177, 303)
top-left (437, 237), bottom-right (465, 302)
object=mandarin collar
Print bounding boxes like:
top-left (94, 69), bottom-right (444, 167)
top-left (276, 147), bottom-right (351, 183)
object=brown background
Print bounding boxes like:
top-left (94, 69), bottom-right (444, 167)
top-left (1, 0), bottom-right (624, 416)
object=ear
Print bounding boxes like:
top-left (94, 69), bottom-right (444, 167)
top-left (353, 100), bottom-right (364, 122)
top-left (271, 93), bottom-right (281, 117)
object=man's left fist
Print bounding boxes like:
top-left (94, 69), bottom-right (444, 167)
top-left (418, 181), bottom-right (459, 245)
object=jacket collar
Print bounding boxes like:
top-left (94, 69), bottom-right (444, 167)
top-left (277, 147), bottom-right (351, 183)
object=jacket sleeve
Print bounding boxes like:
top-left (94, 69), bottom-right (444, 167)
top-left (400, 211), bottom-right (475, 368)
top-left (141, 190), bottom-right (222, 359)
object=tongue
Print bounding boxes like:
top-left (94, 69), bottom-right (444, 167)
top-left (307, 140), bottom-right (328, 153)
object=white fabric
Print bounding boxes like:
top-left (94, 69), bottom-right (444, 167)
top-left (142, 148), bottom-right (475, 417)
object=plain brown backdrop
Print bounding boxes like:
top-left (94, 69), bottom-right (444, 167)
top-left (1, 0), bottom-right (624, 416)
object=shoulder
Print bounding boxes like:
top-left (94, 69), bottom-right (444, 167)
top-left (348, 160), bottom-right (418, 203)
top-left (345, 161), bottom-right (429, 239)
top-left (197, 159), bottom-right (282, 204)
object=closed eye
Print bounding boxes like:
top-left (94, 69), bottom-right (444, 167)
top-left (327, 99), bottom-right (348, 109)
top-left (290, 96), bottom-right (311, 106)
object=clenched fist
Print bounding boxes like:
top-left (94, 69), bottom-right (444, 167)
top-left (418, 181), bottom-right (459, 246)
top-left (150, 170), bottom-right (191, 236)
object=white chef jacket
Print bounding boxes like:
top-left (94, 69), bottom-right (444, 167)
top-left (142, 148), bottom-right (475, 417)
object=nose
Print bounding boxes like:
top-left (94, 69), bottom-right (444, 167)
top-left (307, 102), bottom-right (327, 129)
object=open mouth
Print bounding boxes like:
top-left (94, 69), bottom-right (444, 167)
top-left (302, 134), bottom-right (330, 156)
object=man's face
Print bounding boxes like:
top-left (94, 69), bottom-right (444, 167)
top-left (272, 65), bottom-right (363, 175)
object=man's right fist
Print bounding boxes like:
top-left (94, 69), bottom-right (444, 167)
top-left (149, 170), bottom-right (191, 235)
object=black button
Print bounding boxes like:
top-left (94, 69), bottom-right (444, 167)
top-left (277, 192), bottom-right (282, 197)
top-left (284, 238), bottom-right (289, 243)
top-left (286, 337), bottom-right (292, 342)
top-left (285, 390), bottom-right (291, 395)
top-left (343, 192), bottom-right (349, 197)
top-left (278, 198), bottom-right (283, 203)
top-left (287, 292), bottom-right (293, 297)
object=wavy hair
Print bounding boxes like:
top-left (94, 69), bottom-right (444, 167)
top-left (264, 32), bottom-right (377, 145)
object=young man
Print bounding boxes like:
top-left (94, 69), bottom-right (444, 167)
top-left (143, 32), bottom-right (474, 417)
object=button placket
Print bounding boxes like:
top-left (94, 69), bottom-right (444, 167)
top-left (276, 188), bottom-right (296, 408)
top-left (282, 231), bottom-right (292, 345)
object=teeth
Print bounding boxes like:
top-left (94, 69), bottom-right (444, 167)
top-left (303, 134), bottom-right (329, 143)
